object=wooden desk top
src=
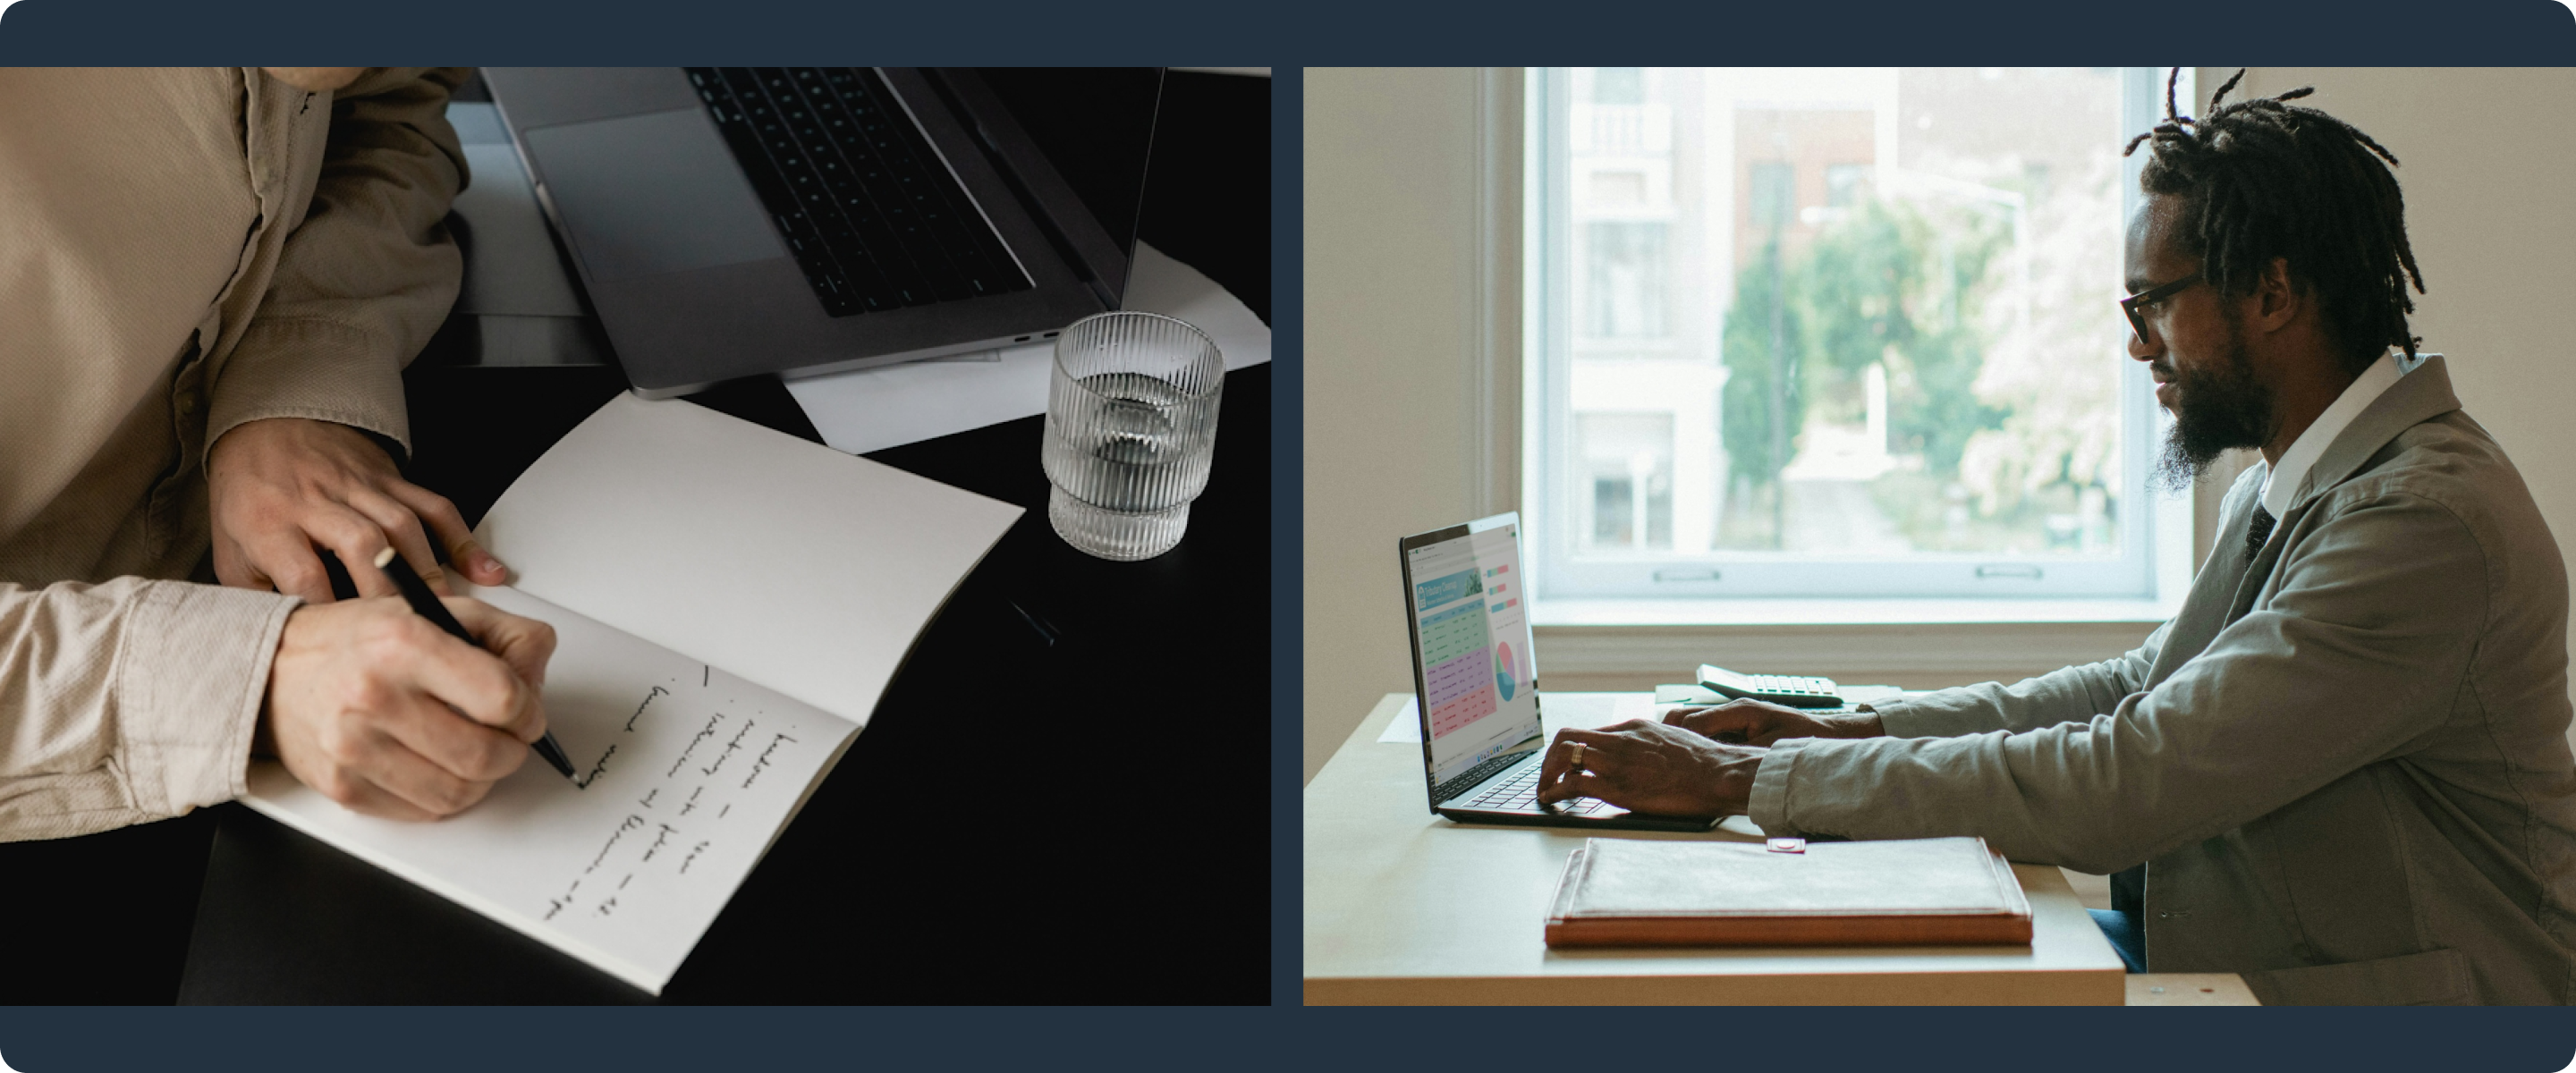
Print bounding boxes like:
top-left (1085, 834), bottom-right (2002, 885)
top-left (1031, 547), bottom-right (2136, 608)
top-left (1303, 692), bottom-right (2130, 1005)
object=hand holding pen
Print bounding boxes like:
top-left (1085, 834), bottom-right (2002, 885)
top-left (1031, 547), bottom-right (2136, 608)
top-left (257, 550), bottom-right (565, 820)
top-left (373, 548), bottom-right (578, 779)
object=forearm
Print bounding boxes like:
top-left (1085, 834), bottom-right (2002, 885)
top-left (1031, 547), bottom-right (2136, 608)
top-left (0, 579), bottom-right (295, 841)
top-left (1866, 622), bottom-right (2167, 739)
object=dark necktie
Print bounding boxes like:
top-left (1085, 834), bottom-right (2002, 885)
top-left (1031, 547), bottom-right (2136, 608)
top-left (2245, 503), bottom-right (2276, 562)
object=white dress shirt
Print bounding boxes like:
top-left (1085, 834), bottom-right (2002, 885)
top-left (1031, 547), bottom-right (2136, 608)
top-left (2258, 351), bottom-right (2427, 518)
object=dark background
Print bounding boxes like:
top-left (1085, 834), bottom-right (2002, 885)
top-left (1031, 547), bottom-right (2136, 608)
top-left (0, 68), bottom-right (1267, 1004)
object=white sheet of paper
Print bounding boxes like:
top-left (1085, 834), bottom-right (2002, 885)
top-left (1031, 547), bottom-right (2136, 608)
top-left (241, 585), bottom-right (859, 995)
top-left (471, 393), bottom-right (1022, 725)
top-left (780, 241), bottom-right (1270, 457)
top-left (1378, 697), bottom-right (1423, 743)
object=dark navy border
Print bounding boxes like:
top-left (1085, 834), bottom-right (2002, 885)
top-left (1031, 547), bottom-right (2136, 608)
top-left (0, 1007), bottom-right (2572, 1070)
top-left (0, 0), bottom-right (2572, 1069)
top-left (4, 0), bottom-right (2572, 61)
top-left (1270, 65), bottom-right (1304, 1011)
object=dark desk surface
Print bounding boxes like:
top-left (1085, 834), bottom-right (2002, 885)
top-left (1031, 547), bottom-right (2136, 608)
top-left (0, 70), bottom-right (1268, 1005)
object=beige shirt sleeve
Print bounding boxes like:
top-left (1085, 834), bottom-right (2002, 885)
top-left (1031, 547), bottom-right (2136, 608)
top-left (0, 68), bottom-right (471, 841)
top-left (0, 579), bottom-right (297, 841)
top-left (206, 66), bottom-right (473, 460)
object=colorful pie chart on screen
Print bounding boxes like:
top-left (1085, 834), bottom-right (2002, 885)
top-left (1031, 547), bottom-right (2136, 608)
top-left (1494, 642), bottom-right (1518, 701)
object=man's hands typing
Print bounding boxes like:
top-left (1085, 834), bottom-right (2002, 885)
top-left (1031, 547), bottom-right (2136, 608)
top-left (259, 595), bottom-right (556, 820)
top-left (1530, 700), bottom-right (1887, 818)
top-left (208, 417), bottom-right (506, 603)
top-left (1534, 719), bottom-right (1763, 818)
top-left (1660, 698), bottom-right (1885, 746)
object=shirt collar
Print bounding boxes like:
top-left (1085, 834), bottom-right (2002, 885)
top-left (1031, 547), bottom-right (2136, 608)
top-left (2258, 351), bottom-right (2415, 518)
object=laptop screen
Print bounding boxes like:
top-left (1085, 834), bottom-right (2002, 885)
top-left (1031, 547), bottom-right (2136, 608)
top-left (1401, 513), bottom-right (1543, 790)
top-left (969, 67), bottom-right (1162, 303)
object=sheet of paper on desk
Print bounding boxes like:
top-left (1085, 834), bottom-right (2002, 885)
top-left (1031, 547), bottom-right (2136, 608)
top-left (241, 584), bottom-right (860, 996)
top-left (781, 241), bottom-right (1270, 456)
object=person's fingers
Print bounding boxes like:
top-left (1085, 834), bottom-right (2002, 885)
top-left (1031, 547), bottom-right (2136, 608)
top-left (386, 481), bottom-right (507, 586)
top-left (351, 730), bottom-right (498, 818)
top-left (303, 504), bottom-right (401, 599)
top-left (1538, 731), bottom-right (1579, 790)
top-left (373, 683), bottom-right (531, 784)
top-left (445, 596), bottom-right (558, 698)
top-left (1663, 705), bottom-right (1735, 728)
top-left (1538, 769), bottom-right (1613, 805)
top-left (306, 766), bottom-right (445, 822)
top-left (212, 536), bottom-right (269, 592)
top-left (271, 683), bottom-right (453, 822)
top-left (388, 613), bottom-right (545, 744)
top-left (1665, 704), bottom-right (1763, 742)
top-left (348, 488), bottom-right (449, 596)
top-left (244, 532), bottom-right (340, 603)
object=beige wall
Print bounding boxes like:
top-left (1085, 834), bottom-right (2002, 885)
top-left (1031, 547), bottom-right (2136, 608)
top-left (1303, 68), bottom-right (1486, 782)
top-left (2220, 67), bottom-right (2576, 569)
top-left (1302, 67), bottom-right (2576, 784)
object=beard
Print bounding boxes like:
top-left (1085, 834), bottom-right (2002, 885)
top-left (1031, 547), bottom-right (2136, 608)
top-left (2149, 325), bottom-right (2273, 495)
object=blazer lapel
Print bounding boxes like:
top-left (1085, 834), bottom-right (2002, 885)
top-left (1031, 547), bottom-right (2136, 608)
top-left (2223, 356), bottom-right (2463, 630)
top-left (2281, 355), bottom-right (2465, 517)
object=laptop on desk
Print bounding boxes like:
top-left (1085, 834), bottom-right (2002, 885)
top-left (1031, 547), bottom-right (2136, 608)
top-left (480, 67), bottom-right (1164, 398)
top-left (1399, 513), bottom-right (1716, 832)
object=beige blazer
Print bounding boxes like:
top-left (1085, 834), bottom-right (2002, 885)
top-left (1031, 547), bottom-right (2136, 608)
top-left (0, 68), bottom-right (470, 841)
top-left (1751, 356), bottom-right (2576, 1005)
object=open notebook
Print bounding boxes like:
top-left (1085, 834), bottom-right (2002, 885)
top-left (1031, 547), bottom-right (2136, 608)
top-left (242, 393), bottom-right (1022, 995)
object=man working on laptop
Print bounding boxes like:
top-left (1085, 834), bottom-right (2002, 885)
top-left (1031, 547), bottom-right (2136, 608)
top-left (1537, 73), bottom-right (2576, 1004)
top-left (1, 67), bottom-right (557, 842)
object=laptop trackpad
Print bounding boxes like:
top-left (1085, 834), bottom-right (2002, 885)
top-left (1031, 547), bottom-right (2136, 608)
top-left (522, 108), bottom-right (786, 283)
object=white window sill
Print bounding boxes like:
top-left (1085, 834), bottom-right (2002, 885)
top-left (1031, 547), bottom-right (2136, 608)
top-left (1532, 596), bottom-right (2181, 628)
top-left (1528, 596), bottom-right (2182, 691)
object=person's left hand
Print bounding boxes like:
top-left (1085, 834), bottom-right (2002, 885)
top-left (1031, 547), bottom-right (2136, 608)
top-left (208, 417), bottom-right (508, 603)
top-left (1534, 718), bottom-right (1766, 818)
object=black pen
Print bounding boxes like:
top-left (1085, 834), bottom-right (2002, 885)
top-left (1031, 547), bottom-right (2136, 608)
top-left (371, 547), bottom-right (577, 780)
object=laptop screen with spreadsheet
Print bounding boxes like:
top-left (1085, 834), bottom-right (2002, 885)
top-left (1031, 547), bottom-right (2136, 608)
top-left (1400, 513), bottom-right (1542, 790)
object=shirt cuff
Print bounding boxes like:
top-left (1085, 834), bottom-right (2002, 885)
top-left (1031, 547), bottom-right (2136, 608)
top-left (1747, 737), bottom-right (1810, 836)
top-left (114, 580), bottom-right (299, 816)
top-left (206, 317), bottom-right (413, 464)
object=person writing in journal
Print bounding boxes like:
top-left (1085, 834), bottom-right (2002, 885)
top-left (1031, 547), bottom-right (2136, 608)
top-left (0, 67), bottom-right (558, 841)
top-left (1538, 72), bottom-right (2576, 1004)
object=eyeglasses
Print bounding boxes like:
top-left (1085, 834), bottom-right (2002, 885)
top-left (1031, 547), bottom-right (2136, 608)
top-left (2119, 272), bottom-right (2203, 345)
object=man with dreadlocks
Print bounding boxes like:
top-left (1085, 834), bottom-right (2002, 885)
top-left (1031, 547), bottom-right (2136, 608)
top-left (1537, 70), bottom-right (2576, 1005)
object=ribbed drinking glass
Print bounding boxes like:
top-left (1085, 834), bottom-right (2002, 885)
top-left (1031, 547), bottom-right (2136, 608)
top-left (1041, 311), bottom-right (1224, 561)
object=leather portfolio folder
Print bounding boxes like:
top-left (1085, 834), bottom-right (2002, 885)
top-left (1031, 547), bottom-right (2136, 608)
top-left (1543, 836), bottom-right (2033, 948)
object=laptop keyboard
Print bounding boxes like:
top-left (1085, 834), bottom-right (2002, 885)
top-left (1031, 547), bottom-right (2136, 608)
top-left (686, 67), bottom-right (1031, 317)
top-left (1457, 762), bottom-right (1606, 816)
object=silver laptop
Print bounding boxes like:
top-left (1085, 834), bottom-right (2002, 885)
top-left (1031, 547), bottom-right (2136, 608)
top-left (480, 67), bottom-right (1164, 398)
top-left (1398, 513), bottom-right (1717, 832)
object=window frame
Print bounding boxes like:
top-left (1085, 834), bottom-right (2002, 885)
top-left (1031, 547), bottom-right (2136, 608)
top-left (1523, 66), bottom-right (2195, 604)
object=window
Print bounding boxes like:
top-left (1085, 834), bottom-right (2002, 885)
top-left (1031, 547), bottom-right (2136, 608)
top-left (1592, 66), bottom-right (1644, 106)
top-left (1530, 67), bottom-right (2185, 600)
top-left (1578, 412), bottom-right (1675, 549)
top-left (1824, 163), bottom-right (1868, 207)
top-left (1581, 223), bottom-right (1668, 338)
top-left (1747, 162), bottom-right (1795, 228)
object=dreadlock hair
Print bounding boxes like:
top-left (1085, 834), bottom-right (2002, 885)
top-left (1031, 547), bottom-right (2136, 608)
top-left (2123, 67), bottom-right (2426, 376)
